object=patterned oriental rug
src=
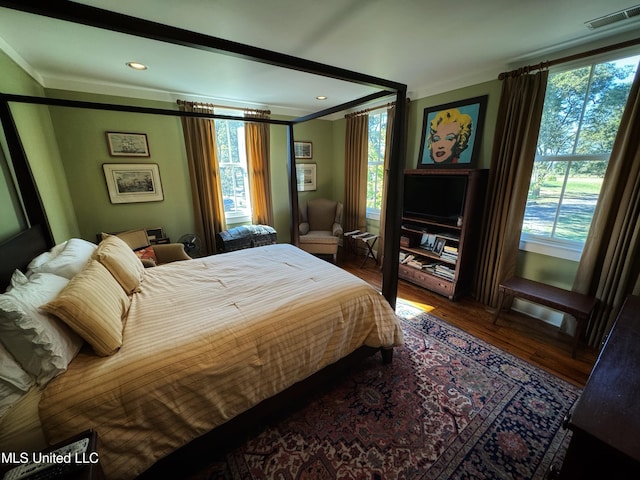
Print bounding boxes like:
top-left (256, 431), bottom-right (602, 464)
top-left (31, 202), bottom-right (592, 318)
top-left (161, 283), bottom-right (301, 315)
top-left (186, 302), bottom-right (580, 479)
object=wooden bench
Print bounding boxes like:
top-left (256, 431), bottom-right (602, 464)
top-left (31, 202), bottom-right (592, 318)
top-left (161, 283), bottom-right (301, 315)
top-left (493, 276), bottom-right (598, 358)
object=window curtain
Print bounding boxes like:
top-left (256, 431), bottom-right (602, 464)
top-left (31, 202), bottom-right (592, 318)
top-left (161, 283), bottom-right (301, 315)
top-left (376, 105), bottom-right (395, 268)
top-left (572, 68), bottom-right (640, 348)
top-left (343, 114), bottom-right (369, 233)
top-left (244, 111), bottom-right (274, 226)
top-left (474, 71), bottom-right (549, 306)
top-left (178, 101), bottom-right (227, 256)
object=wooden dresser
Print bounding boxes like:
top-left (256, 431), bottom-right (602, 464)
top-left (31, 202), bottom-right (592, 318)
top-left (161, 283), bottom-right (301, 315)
top-left (558, 295), bottom-right (640, 479)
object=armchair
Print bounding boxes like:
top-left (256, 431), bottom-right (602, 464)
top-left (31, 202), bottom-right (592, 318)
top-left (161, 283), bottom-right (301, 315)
top-left (101, 229), bottom-right (191, 267)
top-left (298, 198), bottom-right (343, 262)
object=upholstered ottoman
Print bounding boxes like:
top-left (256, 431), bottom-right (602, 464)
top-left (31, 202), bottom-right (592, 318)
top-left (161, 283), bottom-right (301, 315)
top-left (216, 225), bottom-right (277, 253)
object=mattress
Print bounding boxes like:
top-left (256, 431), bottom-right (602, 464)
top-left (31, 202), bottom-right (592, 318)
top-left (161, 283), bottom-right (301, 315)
top-left (38, 244), bottom-right (402, 479)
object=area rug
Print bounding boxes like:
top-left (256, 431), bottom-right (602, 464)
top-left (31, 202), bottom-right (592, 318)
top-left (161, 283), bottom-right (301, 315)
top-left (186, 302), bottom-right (580, 479)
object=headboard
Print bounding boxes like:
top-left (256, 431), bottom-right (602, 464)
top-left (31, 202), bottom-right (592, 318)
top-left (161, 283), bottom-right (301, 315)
top-left (0, 224), bottom-right (49, 291)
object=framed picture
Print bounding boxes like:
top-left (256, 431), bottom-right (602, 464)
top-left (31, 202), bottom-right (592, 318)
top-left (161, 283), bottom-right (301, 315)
top-left (106, 132), bottom-right (150, 157)
top-left (433, 237), bottom-right (446, 256)
top-left (294, 141), bottom-right (313, 159)
top-left (145, 227), bottom-right (165, 242)
top-left (296, 163), bottom-right (317, 191)
top-left (417, 95), bottom-right (487, 168)
top-left (102, 163), bottom-right (164, 204)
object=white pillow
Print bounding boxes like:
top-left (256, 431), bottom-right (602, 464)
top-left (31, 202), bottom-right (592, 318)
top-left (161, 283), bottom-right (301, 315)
top-left (0, 342), bottom-right (34, 418)
top-left (0, 271), bottom-right (83, 385)
top-left (27, 238), bottom-right (96, 280)
top-left (26, 241), bottom-right (68, 274)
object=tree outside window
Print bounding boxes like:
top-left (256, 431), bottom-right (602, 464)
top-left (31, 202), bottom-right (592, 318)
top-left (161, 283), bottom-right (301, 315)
top-left (521, 53), bottom-right (639, 258)
top-left (214, 110), bottom-right (252, 221)
top-left (367, 111), bottom-right (387, 219)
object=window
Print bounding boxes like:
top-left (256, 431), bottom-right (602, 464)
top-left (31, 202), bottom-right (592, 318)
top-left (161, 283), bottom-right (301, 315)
top-left (366, 111), bottom-right (387, 220)
top-left (214, 110), bottom-right (252, 223)
top-left (520, 53), bottom-right (639, 260)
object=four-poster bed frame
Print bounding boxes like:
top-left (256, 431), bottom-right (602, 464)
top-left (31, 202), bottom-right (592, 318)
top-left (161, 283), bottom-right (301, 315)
top-left (0, 0), bottom-right (407, 309)
top-left (0, 1), bottom-right (407, 476)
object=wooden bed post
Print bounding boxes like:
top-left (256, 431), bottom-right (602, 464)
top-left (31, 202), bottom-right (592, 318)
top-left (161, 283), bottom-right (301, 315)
top-left (381, 89), bottom-right (408, 309)
top-left (287, 124), bottom-right (300, 246)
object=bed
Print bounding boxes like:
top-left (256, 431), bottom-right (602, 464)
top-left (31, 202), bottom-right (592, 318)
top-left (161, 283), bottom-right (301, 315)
top-left (1, 3), bottom-right (408, 478)
top-left (0, 226), bottom-right (403, 479)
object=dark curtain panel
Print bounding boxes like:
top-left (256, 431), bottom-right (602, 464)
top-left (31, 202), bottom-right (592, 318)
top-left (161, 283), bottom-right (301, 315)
top-left (573, 69), bottom-right (640, 348)
top-left (178, 102), bottom-right (226, 255)
top-left (343, 114), bottom-right (369, 233)
top-left (474, 71), bottom-right (549, 306)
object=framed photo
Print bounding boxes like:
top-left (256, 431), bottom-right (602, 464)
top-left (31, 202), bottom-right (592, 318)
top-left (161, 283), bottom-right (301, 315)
top-left (294, 141), bottom-right (313, 159)
top-left (106, 132), bottom-right (150, 157)
top-left (433, 237), bottom-right (446, 256)
top-left (102, 163), bottom-right (164, 204)
top-left (296, 163), bottom-right (317, 191)
top-left (145, 227), bottom-right (165, 242)
top-left (417, 95), bottom-right (487, 168)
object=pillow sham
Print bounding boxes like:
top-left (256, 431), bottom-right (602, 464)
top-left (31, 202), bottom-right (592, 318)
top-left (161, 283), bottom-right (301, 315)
top-left (0, 342), bottom-right (34, 418)
top-left (95, 235), bottom-right (145, 294)
top-left (42, 260), bottom-right (130, 357)
top-left (0, 271), bottom-right (82, 385)
top-left (27, 238), bottom-right (96, 279)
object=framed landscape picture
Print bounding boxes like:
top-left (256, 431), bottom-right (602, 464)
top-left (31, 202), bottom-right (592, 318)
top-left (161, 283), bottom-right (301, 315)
top-left (106, 132), bottom-right (150, 157)
top-left (417, 95), bottom-right (487, 168)
top-left (296, 163), bottom-right (317, 191)
top-left (294, 141), bottom-right (313, 159)
top-left (102, 163), bottom-right (164, 203)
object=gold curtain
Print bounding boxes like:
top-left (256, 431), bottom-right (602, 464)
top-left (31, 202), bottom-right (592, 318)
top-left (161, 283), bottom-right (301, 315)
top-left (244, 111), bottom-right (274, 226)
top-left (572, 68), bottom-right (640, 348)
top-left (474, 71), bottom-right (549, 305)
top-left (343, 114), bottom-right (369, 233)
top-left (178, 101), bottom-right (227, 255)
top-left (377, 104), bottom-right (397, 268)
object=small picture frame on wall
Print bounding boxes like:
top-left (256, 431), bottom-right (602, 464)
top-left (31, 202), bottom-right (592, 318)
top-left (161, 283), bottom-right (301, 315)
top-left (103, 163), bottom-right (164, 203)
top-left (294, 141), bottom-right (313, 159)
top-left (417, 95), bottom-right (487, 168)
top-left (296, 163), bottom-right (317, 191)
top-left (106, 132), bottom-right (150, 157)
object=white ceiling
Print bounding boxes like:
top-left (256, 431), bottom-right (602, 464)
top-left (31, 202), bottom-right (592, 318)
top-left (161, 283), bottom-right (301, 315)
top-left (0, 0), bottom-right (639, 116)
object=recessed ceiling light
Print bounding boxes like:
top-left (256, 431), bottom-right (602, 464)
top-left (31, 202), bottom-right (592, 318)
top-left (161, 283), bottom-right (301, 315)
top-left (126, 61), bottom-right (148, 71)
top-left (316, 96), bottom-right (327, 100)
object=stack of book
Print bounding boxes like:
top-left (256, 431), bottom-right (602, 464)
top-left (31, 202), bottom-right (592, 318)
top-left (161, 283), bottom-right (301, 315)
top-left (434, 264), bottom-right (455, 280)
top-left (440, 243), bottom-right (459, 263)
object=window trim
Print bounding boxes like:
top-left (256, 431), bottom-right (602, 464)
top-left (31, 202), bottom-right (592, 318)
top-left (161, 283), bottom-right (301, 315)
top-left (519, 233), bottom-right (583, 262)
top-left (520, 52), bottom-right (640, 259)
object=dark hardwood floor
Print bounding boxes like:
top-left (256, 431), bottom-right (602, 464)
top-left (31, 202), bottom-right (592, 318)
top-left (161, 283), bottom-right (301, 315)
top-left (337, 252), bottom-right (598, 388)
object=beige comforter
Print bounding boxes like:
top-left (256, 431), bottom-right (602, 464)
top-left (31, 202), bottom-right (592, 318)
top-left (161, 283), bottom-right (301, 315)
top-left (39, 244), bottom-right (403, 479)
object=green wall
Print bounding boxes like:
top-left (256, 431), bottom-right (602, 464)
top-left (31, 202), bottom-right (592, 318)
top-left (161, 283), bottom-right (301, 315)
top-left (1, 47), bottom-right (578, 291)
top-left (46, 90), bottom-right (195, 243)
top-left (0, 51), bottom-right (79, 243)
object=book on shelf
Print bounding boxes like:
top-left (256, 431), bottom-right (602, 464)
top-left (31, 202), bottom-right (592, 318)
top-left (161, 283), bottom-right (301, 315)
top-left (434, 264), bottom-right (455, 280)
top-left (440, 252), bottom-right (458, 262)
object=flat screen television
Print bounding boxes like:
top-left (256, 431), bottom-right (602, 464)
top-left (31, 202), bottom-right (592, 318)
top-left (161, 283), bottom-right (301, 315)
top-left (403, 174), bottom-right (468, 223)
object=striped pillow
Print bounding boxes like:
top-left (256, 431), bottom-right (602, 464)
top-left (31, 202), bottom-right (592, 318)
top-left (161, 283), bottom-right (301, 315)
top-left (96, 235), bottom-right (145, 294)
top-left (42, 260), bottom-right (130, 356)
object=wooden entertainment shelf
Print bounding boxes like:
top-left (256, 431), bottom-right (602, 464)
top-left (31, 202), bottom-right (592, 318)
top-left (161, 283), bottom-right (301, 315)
top-left (399, 169), bottom-right (488, 300)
